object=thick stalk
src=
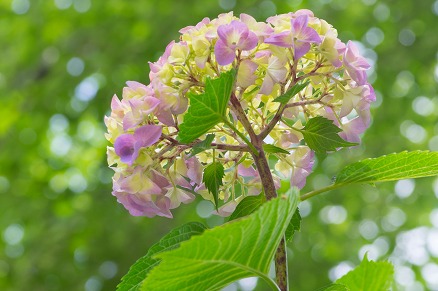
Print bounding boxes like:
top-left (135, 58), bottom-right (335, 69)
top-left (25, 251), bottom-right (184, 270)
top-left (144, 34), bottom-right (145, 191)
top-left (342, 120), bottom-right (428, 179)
top-left (231, 90), bottom-right (288, 290)
top-left (252, 148), bottom-right (288, 291)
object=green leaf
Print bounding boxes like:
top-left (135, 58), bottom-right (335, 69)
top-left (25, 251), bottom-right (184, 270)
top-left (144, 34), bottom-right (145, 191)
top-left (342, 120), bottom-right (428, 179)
top-left (202, 162), bottom-right (225, 209)
top-left (189, 134), bottom-right (215, 157)
top-left (317, 283), bottom-right (349, 291)
top-left (273, 80), bottom-right (310, 104)
top-left (263, 144), bottom-right (290, 155)
top-left (228, 194), bottom-right (266, 221)
top-left (335, 255), bottom-right (394, 291)
top-left (285, 208), bottom-right (301, 242)
top-left (141, 188), bottom-right (300, 291)
top-left (178, 70), bottom-right (235, 143)
top-left (335, 151), bottom-right (438, 185)
top-left (299, 116), bottom-right (357, 153)
top-left (117, 222), bottom-right (207, 291)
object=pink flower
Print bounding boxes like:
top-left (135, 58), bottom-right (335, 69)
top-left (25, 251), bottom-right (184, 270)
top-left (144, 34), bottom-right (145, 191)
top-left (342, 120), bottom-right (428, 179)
top-left (112, 169), bottom-right (173, 218)
top-left (343, 41), bottom-right (370, 85)
top-left (122, 97), bottom-right (160, 130)
top-left (239, 13), bottom-right (273, 39)
top-left (257, 53), bottom-right (288, 95)
top-left (214, 20), bottom-right (258, 66)
top-left (265, 15), bottom-right (321, 60)
top-left (339, 111), bottom-right (370, 143)
top-left (290, 147), bottom-right (314, 189)
top-left (114, 125), bottom-right (162, 165)
top-left (114, 193), bottom-right (172, 218)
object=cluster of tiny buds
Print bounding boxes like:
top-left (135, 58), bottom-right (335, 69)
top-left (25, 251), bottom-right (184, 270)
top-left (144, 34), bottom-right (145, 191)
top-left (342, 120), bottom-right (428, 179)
top-left (105, 10), bottom-right (375, 218)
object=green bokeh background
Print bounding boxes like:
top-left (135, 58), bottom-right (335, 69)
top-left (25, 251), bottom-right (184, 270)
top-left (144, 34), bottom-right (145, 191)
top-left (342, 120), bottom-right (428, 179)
top-left (1, 0), bottom-right (438, 290)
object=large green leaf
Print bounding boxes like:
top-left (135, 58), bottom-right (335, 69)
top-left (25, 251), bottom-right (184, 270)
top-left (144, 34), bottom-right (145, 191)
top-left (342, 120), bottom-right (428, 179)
top-left (178, 70), bottom-right (235, 143)
top-left (141, 188), bottom-right (300, 291)
top-left (202, 162), bottom-right (225, 209)
top-left (317, 284), bottom-right (349, 291)
top-left (335, 255), bottom-right (394, 291)
top-left (228, 194), bottom-right (266, 221)
top-left (117, 222), bottom-right (207, 291)
top-left (336, 151), bottom-right (438, 184)
top-left (298, 116), bottom-right (357, 153)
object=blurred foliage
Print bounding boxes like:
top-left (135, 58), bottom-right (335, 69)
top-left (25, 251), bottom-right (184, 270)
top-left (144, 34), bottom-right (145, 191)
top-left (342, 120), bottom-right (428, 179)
top-left (0, 0), bottom-right (437, 290)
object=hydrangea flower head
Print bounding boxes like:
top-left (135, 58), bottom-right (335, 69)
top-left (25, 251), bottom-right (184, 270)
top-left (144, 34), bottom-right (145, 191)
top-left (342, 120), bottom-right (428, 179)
top-left (106, 10), bottom-right (375, 218)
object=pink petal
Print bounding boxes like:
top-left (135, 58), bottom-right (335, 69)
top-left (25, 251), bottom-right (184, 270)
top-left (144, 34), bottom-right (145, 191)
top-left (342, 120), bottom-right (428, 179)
top-left (155, 108), bottom-right (175, 126)
top-left (265, 31), bottom-right (293, 47)
top-left (214, 39), bottom-right (237, 65)
top-left (238, 31), bottom-right (258, 51)
top-left (259, 74), bottom-right (275, 95)
top-left (114, 134), bottom-right (136, 165)
top-left (293, 41), bottom-right (311, 59)
top-left (134, 125), bottom-right (162, 148)
top-left (299, 27), bottom-right (321, 44)
top-left (291, 15), bottom-right (308, 35)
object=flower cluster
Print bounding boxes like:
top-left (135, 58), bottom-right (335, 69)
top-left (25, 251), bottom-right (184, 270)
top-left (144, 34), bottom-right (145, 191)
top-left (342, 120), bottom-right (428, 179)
top-left (105, 10), bottom-right (375, 218)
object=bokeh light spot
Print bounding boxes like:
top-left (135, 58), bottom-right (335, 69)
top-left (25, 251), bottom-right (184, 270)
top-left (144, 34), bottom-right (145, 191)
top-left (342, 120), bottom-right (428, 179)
top-left (196, 200), bottom-right (214, 218)
top-left (74, 0), bottom-right (91, 13)
top-left (218, 0), bottom-right (236, 10)
top-left (328, 261), bottom-right (354, 281)
top-left (3, 224), bottom-right (24, 245)
top-left (382, 207), bottom-right (406, 231)
top-left (426, 228), bottom-right (438, 257)
top-left (49, 174), bottom-right (68, 193)
top-left (373, 4), bottom-right (390, 22)
top-left (84, 276), bottom-right (102, 291)
top-left (395, 265), bottom-right (416, 287)
top-left (11, 0), bottom-right (30, 15)
top-left (396, 227), bottom-right (429, 266)
top-left (362, 0), bottom-right (376, 6)
top-left (400, 120), bottom-right (427, 144)
top-left (392, 71), bottom-right (415, 98)
top-left (412, 96), bottom-right (435, 116)
top-left (299, 200), bottom-right (312, 218)
top-left (50, 114), bottom-right (69, 133)
top-left (50, 134), bottom-right (72, 156)
top-left (98, 261), bottom-right (118, 279)
top-left (238, 277), bottom-right (258, 291)
top-left (429, 136), bottom-right (438, 151)
top-left (359, 219), bottom-right (379, 240)
top-left (395, 179), bottom-right (415, 199)
top-left (5, 244), bottom-right (24, 258)
top-left (430, 208), bottom-right (438, 228)
top-left (421, 263), bottom-right (438, 289)
top-left (364, 27), bottom-right (384, 47)
top-left (399, 28), bottom-right (416, 46)
top-left (75, 76), bottom-right (100, 102)
top-left (67, 57), bottom-right (85, 76)
top-left (433, 0), bottom-right (438, 16)
top-left (320, 205), bottom-right (347, 224)
top-left (54, 0), bottom-right (72, 10)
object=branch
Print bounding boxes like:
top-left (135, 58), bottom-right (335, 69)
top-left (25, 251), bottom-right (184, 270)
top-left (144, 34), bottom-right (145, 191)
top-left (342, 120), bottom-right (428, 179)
top-left (229, 93), bottom-right (258, 143)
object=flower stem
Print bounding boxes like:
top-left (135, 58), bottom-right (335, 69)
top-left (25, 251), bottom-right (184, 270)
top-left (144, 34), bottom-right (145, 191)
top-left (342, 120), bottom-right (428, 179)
top-left (231, 89), bottom-right (288, 290)
top-left (300, 183), bottom-right (345, 201)
top-left (252, 147), bottom-right (288, 291)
